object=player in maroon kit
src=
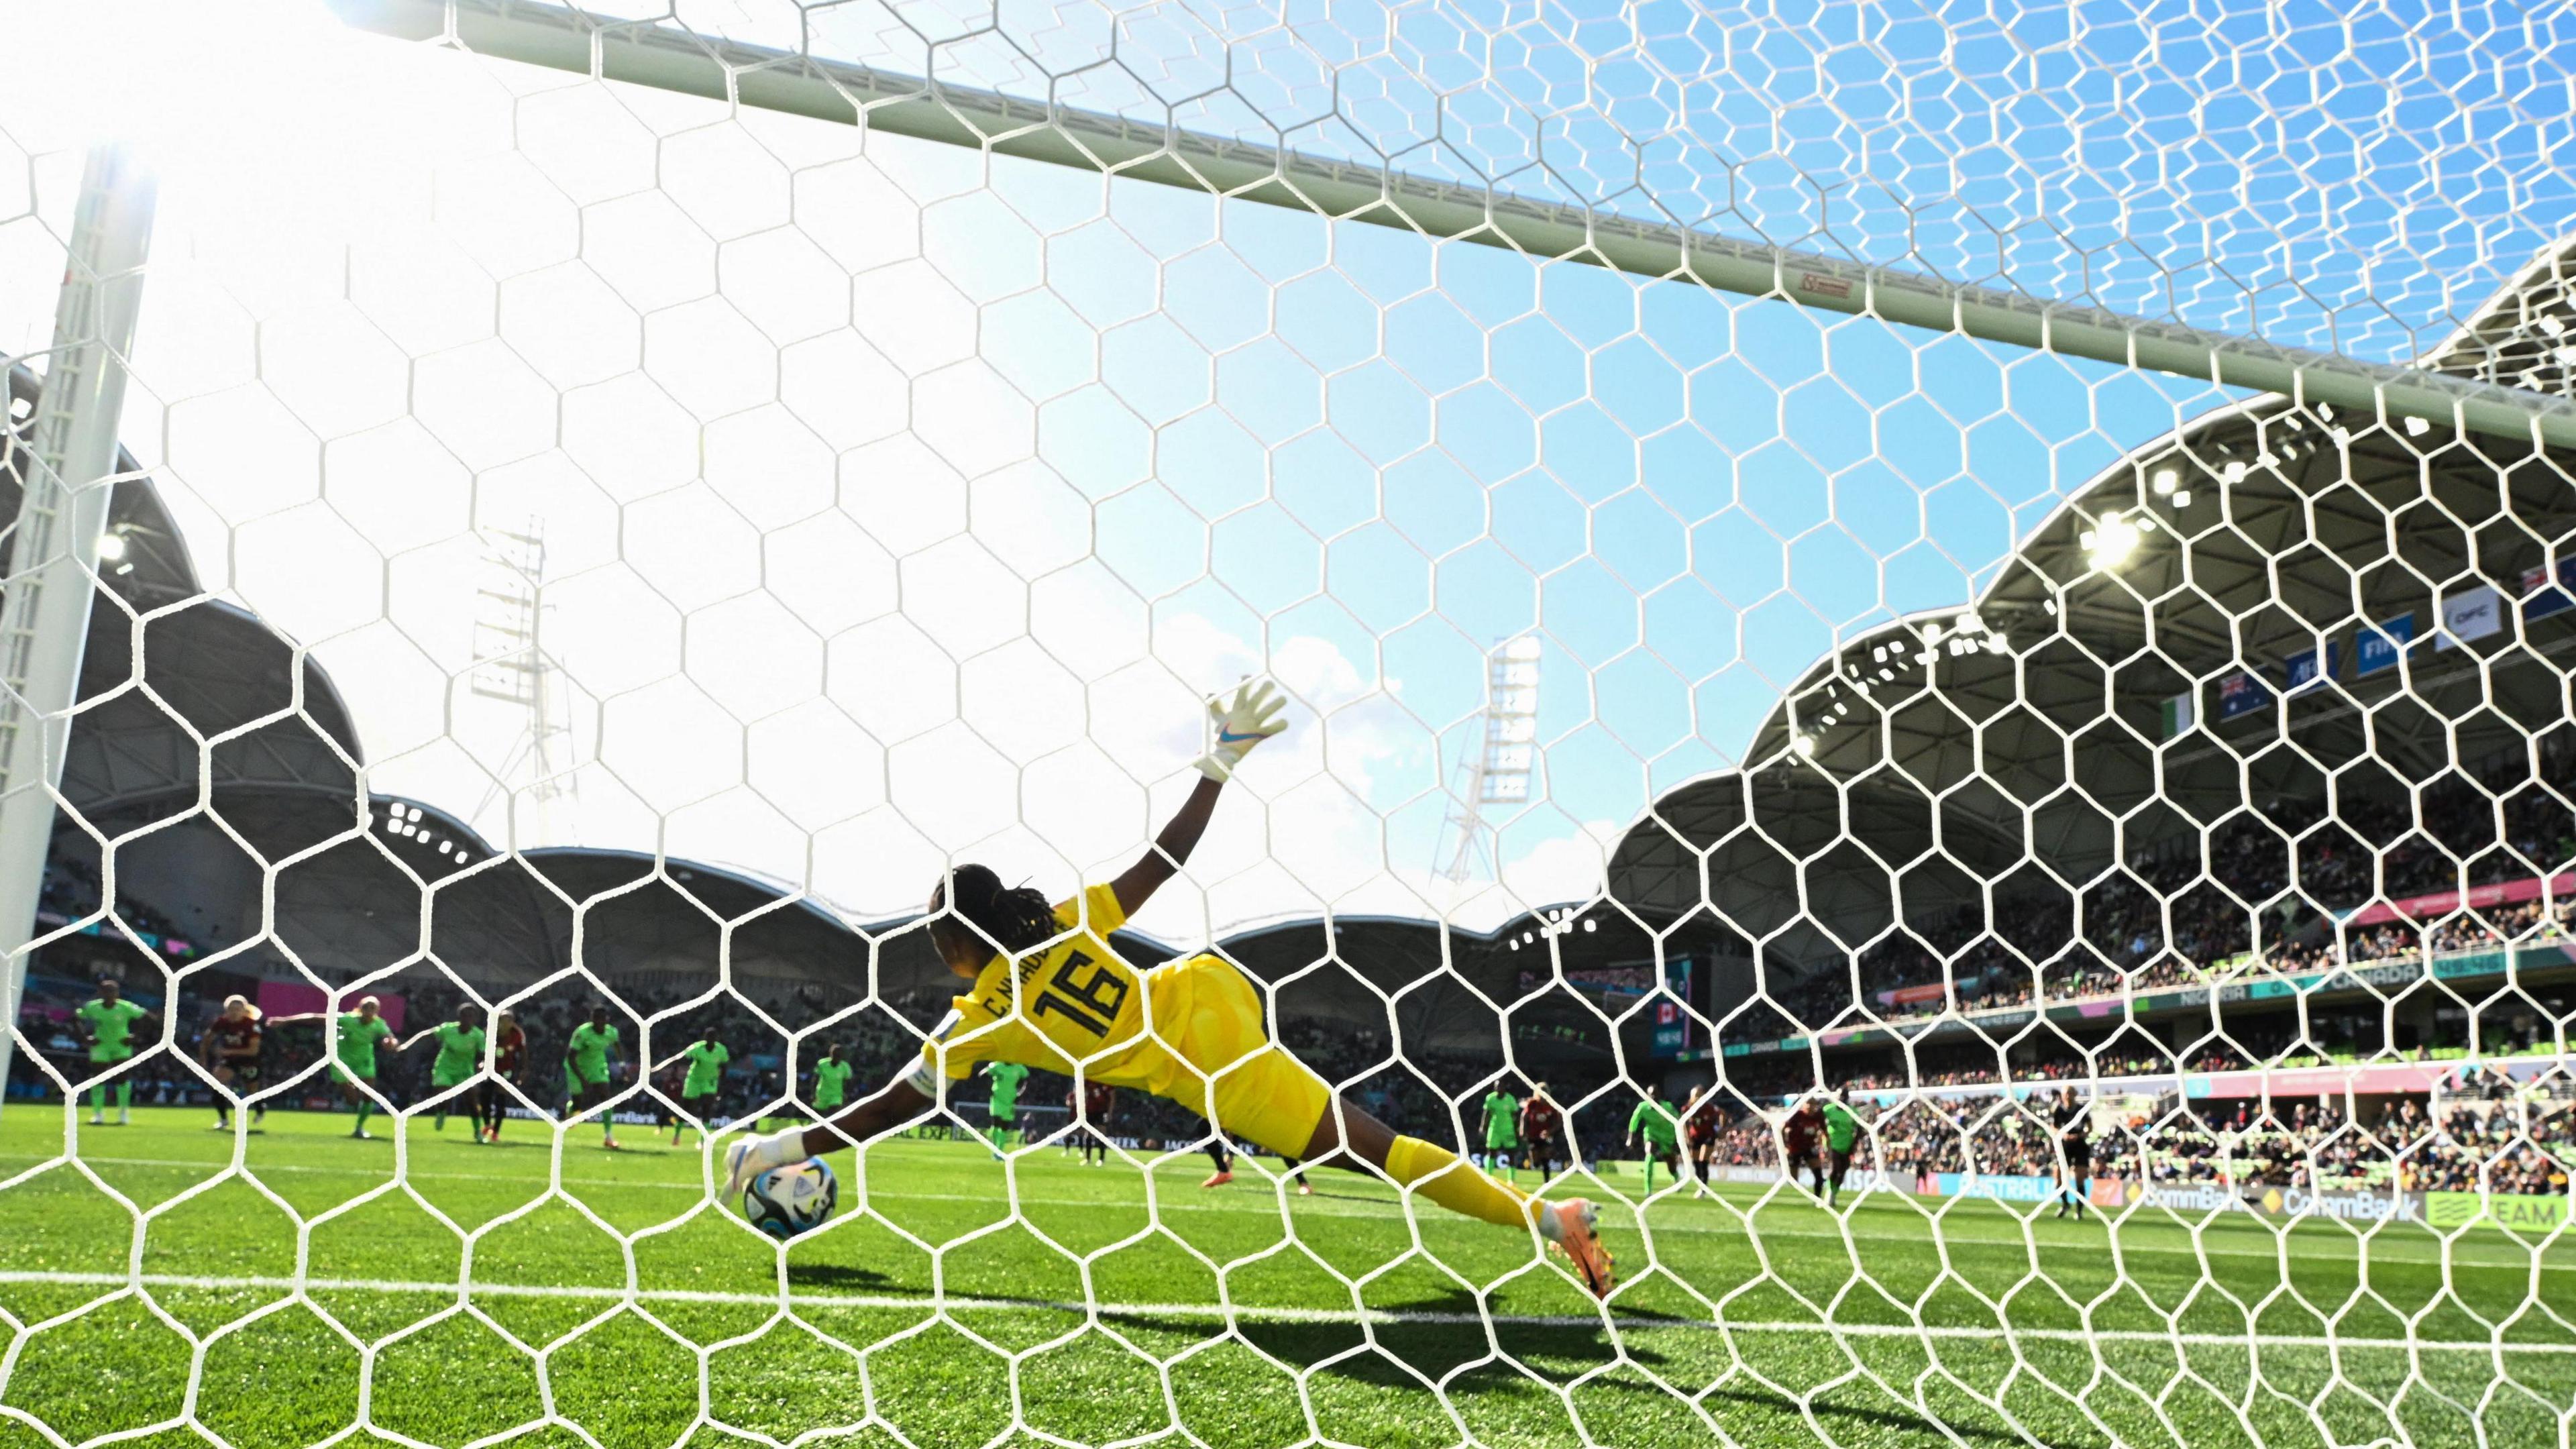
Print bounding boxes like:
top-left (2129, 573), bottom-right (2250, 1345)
top-left (1069, 1079), bottom-right (1116, 1166)
top-left (199, 994), bottom-right (266, 1132)
top-left (480, 1010), bottom-right (526, 1144)
top-left (1518, 1084), bottom-right (1564, 1179)
top-left (1682, 1090), bottom-right (1723, 1197)
top-left (1781, 1095), bottom-right (1827, 1197)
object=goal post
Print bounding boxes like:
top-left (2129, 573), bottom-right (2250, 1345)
top-left (0, 144), bottom-right (156, 1119)
top-left (326, 0), bottom-right (2576, 451)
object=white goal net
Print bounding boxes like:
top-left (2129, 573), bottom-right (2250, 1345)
top-left (1, 2), bottom-right (2574, 1447)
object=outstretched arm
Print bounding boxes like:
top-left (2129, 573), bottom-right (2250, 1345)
top-left (1109, 681), bottom-right (1287, 917)
top-left (1110, 775), bottom-right (1226, 918)
top-left (726, 1069), bottom-right (943, 1195)
top-left (797, 1075), bottom-right (934, 1158)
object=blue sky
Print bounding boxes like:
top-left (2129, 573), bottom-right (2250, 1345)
top-left (3, 0), bottom-right (2567, 935)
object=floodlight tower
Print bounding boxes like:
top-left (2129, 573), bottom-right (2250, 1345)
top-left (1436, 636), bottom-right (1541, 883)
top-left (469, 519), bottom-right (577, 843)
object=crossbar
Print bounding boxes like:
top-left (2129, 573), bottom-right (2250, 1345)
top-left (329, 0), bottom-right (2576, 452)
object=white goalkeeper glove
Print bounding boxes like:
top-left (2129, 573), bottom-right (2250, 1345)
top-left (722, 1127), bottom-right (806, 1198)
top-left (1194, 679), bottom-right (1288, 782)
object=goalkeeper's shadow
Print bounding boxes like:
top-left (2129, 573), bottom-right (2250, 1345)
top-left (1106, 1304), bottom-right (2046, 1440)
top-left (1108, 1299), bottom-right (1686, 1390)
top-left (1700, 1381), bottom-right (2031, 1447)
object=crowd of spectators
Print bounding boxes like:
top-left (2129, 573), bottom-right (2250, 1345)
top-left (1729, 745), bottom-right (2576, 1049)
top-left (1697, 1072), bottom-right (2574, 1202)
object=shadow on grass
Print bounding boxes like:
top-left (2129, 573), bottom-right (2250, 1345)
top-left (1703, 1381), bottom-right (2048, 1448)
top-left (786, 1263), bottom-right (897, 1291)
top-left (1098, 1294), bottom-right (1672, 1392)
top-left (1106, 1291), bottom-right (2061, 1444)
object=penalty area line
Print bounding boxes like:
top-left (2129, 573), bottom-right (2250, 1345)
top-left (0, 1269), bottom-right (2569, 1355)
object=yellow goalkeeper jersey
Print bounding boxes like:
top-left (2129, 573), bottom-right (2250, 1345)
top-left (906, 881), bottom-right (1330, 1157)
top-left (916, 884), bottom-right (1159, 1085)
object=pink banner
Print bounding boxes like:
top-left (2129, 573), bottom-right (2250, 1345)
top-left (255, 981), bottom-right (406, 1035)
top-left (2345, 872), bottom-right (2576, 927)
top-left (2190, 1062), bottom-right (2451, 1098)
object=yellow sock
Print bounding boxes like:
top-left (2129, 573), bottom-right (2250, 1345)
top-left (1384, 1136), bottom-right (1536, 1229)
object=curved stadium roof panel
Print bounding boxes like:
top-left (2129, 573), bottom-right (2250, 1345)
top-left (1605, 234), bottom-right (2576, 977)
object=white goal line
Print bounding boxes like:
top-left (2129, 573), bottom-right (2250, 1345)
top-left (5, 1269), bottom-right (2567, 1356)
top-left (323, 0), bottom-right (2576, 450)
top-left (15, 1150), bottom-right (2575, 1277)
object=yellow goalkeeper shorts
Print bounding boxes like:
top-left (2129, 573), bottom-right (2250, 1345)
top-left (1154, 954), bottom-right (1332, 1159)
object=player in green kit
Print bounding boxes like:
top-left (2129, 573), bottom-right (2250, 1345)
top-left (810, 1044), bottom-right (853, 1120)
top-left (981, 1059), bottom-right (1027, 1157)
top-left (74, 978), bottom-right (153, 1126)
top-left (1479, 1083), bottom-right (1521, 1181)
top-left (396, 1006), bottom-right (485, 1132)
top-left (1821, 1093), bottom-right (1864, 1210)
top-left (272, 996), bottom-right (396, 1138)
top-left (566, 1005), bottom-right (625, 1149)
top-left (1625, 1089), bottom-right (1682, 1194)
top-left (665, 1032), bottom-right (729, 1146)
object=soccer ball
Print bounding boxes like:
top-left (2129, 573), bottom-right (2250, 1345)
top-left (741, 1158), bottom-right (838, 1239)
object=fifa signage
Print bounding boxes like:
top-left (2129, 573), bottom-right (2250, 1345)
top-left (2354, 612), bottom-right (2416, 676)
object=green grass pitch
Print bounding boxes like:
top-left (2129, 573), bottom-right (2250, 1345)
top-left (0, 1107), bottom-right (2571, 1448)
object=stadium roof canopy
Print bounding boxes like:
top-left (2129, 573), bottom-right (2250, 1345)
top-left (1602, 235), bottom-right (2576, 978)
top-left (27, 233), bottom-right (2576, 1055)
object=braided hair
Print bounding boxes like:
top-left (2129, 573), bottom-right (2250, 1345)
top-left (934, 863), bottom-right (1060, 966)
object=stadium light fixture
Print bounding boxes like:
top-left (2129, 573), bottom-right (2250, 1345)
top-left (2082, 511), bottom-right (2147, 571)
top-left (95, 533), bottom-right (125, 562)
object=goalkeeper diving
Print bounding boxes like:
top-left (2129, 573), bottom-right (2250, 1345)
top-left (726, 681), bottom-right (1616, 1296)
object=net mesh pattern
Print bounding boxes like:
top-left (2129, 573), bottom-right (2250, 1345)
top-left (0, 3), bottom-right (2573, 1448)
